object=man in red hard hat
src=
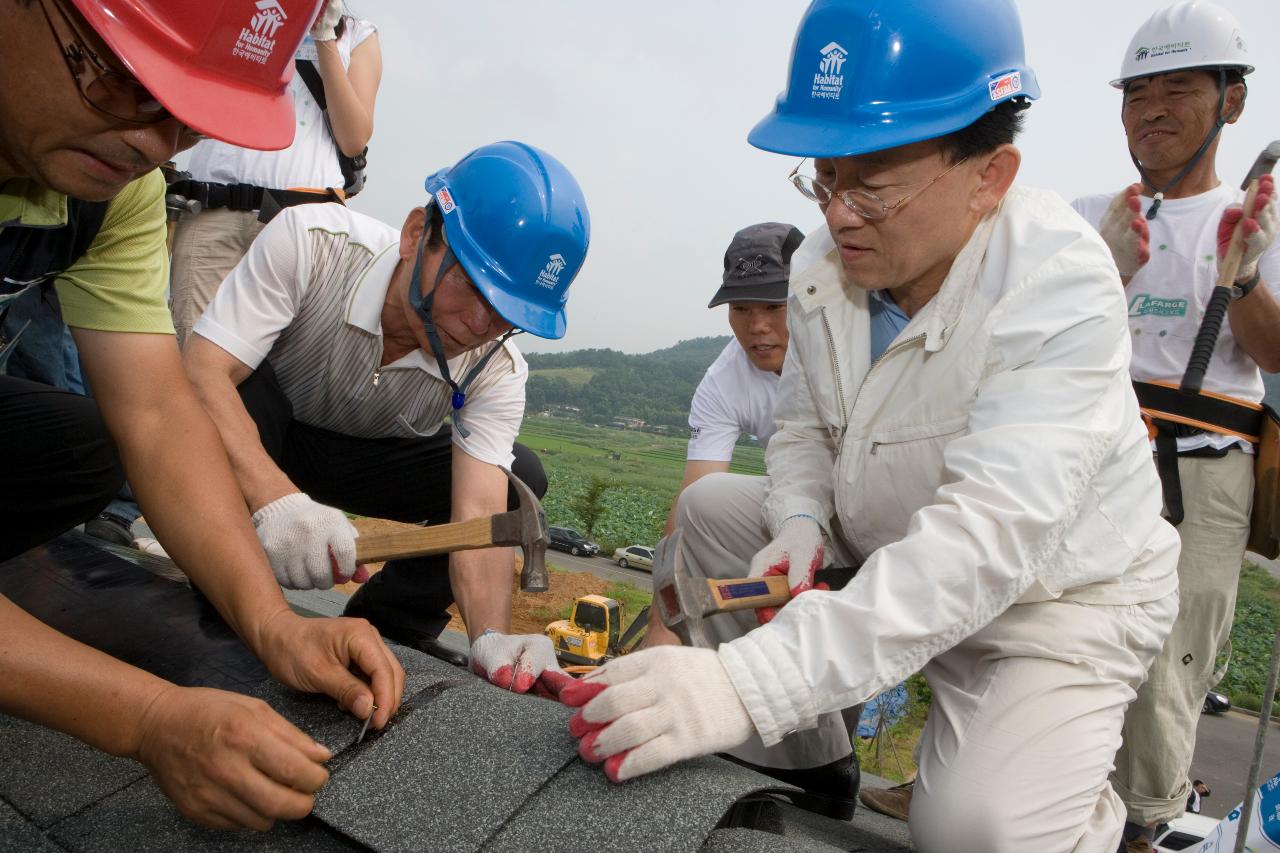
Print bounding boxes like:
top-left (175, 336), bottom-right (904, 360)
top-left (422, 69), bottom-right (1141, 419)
top-left (0, 0), bottom-right (405, 831)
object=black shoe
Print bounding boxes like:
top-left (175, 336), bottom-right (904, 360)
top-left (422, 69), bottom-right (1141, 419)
top-left (342, 596), bottom-right (468, 669)
top-left (721, 752), bottom-right (860, 821)
top-left (84, 512), bottom-right (134, 546)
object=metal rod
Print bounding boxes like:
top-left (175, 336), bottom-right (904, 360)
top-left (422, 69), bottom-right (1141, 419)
top-left (1233, 627), bottom-right (1280, 853)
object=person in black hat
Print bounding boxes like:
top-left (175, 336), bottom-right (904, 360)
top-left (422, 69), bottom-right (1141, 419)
top-left (661, 222), bottom-right (805, 536)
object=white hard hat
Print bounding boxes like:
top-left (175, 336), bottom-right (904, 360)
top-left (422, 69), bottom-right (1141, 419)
top-left (1111, 0), bottom-right (1253, 88)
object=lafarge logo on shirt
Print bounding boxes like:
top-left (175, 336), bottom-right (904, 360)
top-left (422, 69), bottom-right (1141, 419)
top-left (1128, 294), bottom-right (1188, 317)
top-left (536, 254), bottom-right (566, 289)
top-left (234, 0), bottom-right (288, 65)
top-left (811, 42), bottom-right (847, 101)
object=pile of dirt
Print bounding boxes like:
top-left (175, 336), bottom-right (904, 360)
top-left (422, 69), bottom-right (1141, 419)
top-left (339, 517), bottom-right (612, 637)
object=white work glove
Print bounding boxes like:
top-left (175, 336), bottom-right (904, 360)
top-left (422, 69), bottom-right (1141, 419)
top-left (1218, 174), bottom-right (1277, 286)
top-left (561, 646), bottom-right (755, 782)
top-left (469, 631), bottom-right (574, 699)
top-left (251, 492), bottom-right (360, 590)
top-left (1098, 183), bottom-right (1150, 277)
top-left (309, 0), bottom-right (344, 42)
top-left (747, 515), bottom-right (827, 624)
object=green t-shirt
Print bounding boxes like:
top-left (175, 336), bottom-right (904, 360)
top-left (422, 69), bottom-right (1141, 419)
top-left (0, 170), bottom-right (173, 334)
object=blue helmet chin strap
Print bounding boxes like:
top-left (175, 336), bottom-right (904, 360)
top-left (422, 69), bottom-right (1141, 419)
top-left (406, 205), bottom-right (517, 439)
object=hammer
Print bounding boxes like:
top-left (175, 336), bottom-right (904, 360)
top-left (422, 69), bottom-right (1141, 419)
top-left (654, 530), bottom-right (855, 648)
top-left (353, 468), bottom-right (549, 592)
top-left (1180, 139), bottom-right (1280, 395)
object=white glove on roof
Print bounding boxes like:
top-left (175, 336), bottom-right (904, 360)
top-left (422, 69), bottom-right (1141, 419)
top-left (562, 646), bottom-right (754, 782)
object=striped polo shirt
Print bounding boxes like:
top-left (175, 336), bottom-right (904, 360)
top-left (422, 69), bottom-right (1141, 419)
top-left (193, 203), bottom-right (527, 469)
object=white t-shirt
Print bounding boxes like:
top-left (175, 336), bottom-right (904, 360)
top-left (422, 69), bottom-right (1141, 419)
top-left (1073, 184), bottom-right (1280, 451)
top-left (186, 19), bottom-right (377, 191)
top-left (194, 203), bottom-right (527, 469)
top-left (686, 341), bottom-right (780, 462)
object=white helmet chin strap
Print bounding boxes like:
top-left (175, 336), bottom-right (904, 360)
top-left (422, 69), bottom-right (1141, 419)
top-left (1130, 67), bottom-right (1243, 221)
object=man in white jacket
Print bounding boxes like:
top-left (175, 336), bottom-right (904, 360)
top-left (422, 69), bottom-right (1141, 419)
top-left (561, 1), bottom-right (1180, 850)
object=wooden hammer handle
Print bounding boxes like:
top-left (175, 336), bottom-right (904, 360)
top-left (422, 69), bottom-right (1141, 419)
top-left (1216, 178), bottom-right (1262, 288)
top-left (355, 516), bottom-right (495, 563)
top-left (705, 576), bottom-right (794, 612)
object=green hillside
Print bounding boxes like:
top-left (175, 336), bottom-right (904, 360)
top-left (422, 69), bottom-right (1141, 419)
top-left (524, 336), bottom-right (732, 428)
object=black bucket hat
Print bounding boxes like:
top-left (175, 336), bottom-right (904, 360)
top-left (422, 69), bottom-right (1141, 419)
top-left (707, 222), bottom-right (806, 308)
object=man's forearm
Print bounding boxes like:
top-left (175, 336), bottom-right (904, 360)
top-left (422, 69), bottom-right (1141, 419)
top-left (449, 548), bottom-right (513, 643)
top-left (113, 388), bottom-right (290, 656)
top-left (0, 596), bottom-right (171, 759)
top-left (184, 351), bottom-right (298, 512)
top-left (1228, 281), bottom-right (1280, 373)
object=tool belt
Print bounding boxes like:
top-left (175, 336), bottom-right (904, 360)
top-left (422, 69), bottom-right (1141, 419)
top-left (1135, 380), bottom-right (1279, 558)
top-left (165, 179), bottom-right (345, 224)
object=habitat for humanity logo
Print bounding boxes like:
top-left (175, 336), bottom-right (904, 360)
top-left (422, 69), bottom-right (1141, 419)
top-left (1129, 294), bottom-right (1188, 317)
top-left (1133, 41), bottom-right (1191, 62)
top-left (234, 0), bottom-right (288, 66)
top-left (811, 42), bottom-right (847, 101)
top-left (536, 254), bottom-right (566, 289)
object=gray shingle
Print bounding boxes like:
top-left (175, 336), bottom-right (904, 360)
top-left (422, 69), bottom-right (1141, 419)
top-left (484, 758), bottom-right (797, 853)
top-left (0, 798), bottom-right (64, 852)
top-left (47, 778), bottom-right (356, 853)
top-left (314, 679), bottom-right (578, 852)
top-left (0, 714), bottom-right (147, 829)
top-left (701, 827), bottom-right (847, 852)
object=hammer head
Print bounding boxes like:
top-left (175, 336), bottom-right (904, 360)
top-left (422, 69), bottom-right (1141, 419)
top-left (653, 530), bottom-right (717, 648)
top-left (497, 469), bottom-right (548, 592)
top-left (1242, 140), bottom-right (1280, 189)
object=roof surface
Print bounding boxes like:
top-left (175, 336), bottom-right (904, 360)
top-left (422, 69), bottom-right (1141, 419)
top-left (0, 533), bottom-right (913, 851)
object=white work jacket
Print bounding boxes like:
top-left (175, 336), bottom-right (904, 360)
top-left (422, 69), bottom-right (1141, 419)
top-left (719, 186), bottom-right (1181, 747)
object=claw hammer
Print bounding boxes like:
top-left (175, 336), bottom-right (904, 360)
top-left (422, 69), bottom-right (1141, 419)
top-left (653, 529), bottom-right (856, 647)
top-left (353, 468), bottom-right (549, 592)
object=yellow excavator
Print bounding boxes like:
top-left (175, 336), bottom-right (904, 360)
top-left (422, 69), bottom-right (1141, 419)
top-left (545, 596), bottom-right (649, 668)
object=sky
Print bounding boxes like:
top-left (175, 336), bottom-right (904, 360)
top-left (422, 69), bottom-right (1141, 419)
top-left (333, 0), bottom-right (1278, 355)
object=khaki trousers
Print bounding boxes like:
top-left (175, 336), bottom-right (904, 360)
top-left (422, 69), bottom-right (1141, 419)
top-left (1114, 450), bottom-right (1253, 826)
top-left (675, 472), bottom-right (1177, 853)
top-left (169, 209), bottom-right (266, 346)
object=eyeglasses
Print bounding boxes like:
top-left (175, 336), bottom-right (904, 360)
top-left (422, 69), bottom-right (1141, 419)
top-left (788, 157), bottom-right (968, 221)
top-left (38, 0), bottom-right (205, 140)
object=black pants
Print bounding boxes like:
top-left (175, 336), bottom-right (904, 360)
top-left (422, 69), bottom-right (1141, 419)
top-left (0, 376), bottom-right (124, 561)
top-left (238, 364), bottom-right (547, 638)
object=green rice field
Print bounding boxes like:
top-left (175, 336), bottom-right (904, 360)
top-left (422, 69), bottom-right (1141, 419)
top-left (518, 416), bottom-right (764, 553)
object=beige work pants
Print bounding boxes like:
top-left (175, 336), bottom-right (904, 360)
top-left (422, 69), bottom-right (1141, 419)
top-left (676, 472), bottom-right (1177, 853)
top-left (169, 209), bottom-right (266, 346)
top-left (1114, 450), bottom-right (1253, 826)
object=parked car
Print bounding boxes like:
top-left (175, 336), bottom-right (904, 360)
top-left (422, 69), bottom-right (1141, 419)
top-left (612, 545), bottom-right (654, 571)
top-left (1202, 690), bottom-right (1230, 715)
top-left (548, 526), bottom-right (599, 557)
top-left (1153, 812), bottom-right (1221, 852)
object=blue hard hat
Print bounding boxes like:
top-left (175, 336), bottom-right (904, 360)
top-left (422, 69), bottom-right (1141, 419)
top-left (748, 0), bottom-right (1041, 158)
top-left (424, 141), bottom-right (590, 340)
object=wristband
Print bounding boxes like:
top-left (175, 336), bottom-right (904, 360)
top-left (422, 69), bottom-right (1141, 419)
top-left (1233, 269), bottom-right (1261, 300)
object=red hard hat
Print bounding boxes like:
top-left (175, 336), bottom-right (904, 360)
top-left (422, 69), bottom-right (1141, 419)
top-left (68, 0), bottom-right (323, 151)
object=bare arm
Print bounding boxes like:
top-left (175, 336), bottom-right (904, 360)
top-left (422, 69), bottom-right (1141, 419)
top-left (1228, 281), bottom-right (1280, 373)
top-left (75, 329), bottom-right (291, 646)
top-left (448, 447), bottom-right (515, 643)
top-left (314, 33), bottom-right (382, 158)
top-left (183, 335), bottom-right (296, 512)
top-left (663, 459), bottom-right (731, 536)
